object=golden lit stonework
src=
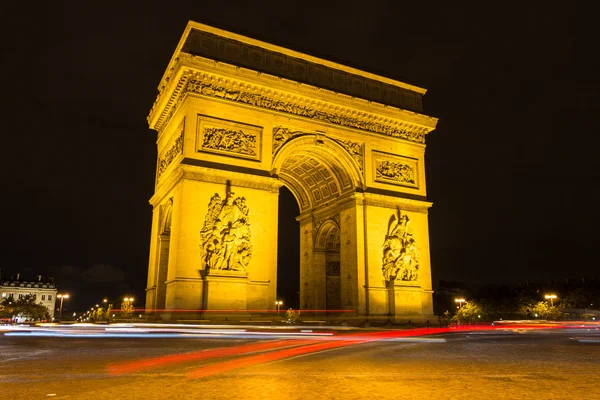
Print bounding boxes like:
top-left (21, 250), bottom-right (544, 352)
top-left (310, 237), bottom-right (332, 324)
top-left (145, 21), bottom-right (438, 323)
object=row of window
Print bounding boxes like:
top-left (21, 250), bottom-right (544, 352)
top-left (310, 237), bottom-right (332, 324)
top-left (1, 293), bottom-right (53, 301)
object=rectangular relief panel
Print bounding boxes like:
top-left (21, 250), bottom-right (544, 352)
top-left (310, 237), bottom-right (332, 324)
top-left (371, 150), bottom-right (419, 189)
top-left (197, 115), bottom-right (262, 161)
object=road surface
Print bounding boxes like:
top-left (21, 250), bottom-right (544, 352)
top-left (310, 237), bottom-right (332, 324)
top-left (1, 325), bottom-right (598, 399)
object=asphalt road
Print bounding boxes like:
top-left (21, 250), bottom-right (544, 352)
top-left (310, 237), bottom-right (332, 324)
top-left (1, 328), bottom-right (599, 399)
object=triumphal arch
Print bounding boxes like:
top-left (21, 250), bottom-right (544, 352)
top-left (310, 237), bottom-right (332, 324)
top-left (145, 21), bottom-right (438, 323)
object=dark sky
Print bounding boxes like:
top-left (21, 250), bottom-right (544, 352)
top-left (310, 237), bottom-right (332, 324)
top-left (2, 1), bottom-right (599, 309)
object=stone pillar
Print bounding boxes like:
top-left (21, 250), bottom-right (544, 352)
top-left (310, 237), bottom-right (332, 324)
top-left (361, 193), bottom-right (435, 323)
top-left (298, 218), bottom-right (315, 314)
top-left (339, 198), bottom-right (365, 318)
top-left (145, 206), bottom-right (161, 314)
top-left (156, 167), bottom-right (281, 321)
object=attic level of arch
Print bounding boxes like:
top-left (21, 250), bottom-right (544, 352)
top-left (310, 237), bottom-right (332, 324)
top-left (180, 28), bottom-right (424, 112)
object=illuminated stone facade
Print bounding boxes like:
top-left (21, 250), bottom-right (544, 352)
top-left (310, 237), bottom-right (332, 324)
top-left (145, 22), bottom-right (438, 322)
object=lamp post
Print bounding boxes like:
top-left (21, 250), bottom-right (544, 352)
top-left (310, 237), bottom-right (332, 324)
top-left (57, 294), bottom-right (69, 320)
top-left (275, 300), bottom-right (283, 314)
top-left (454, 298), bottom-right (466, 309)
top-left (545, 294), bottom-right (557, 307)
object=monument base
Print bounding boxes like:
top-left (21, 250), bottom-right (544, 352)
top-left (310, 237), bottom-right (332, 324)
top-left (199, 270), bottom-right (250, 320)
top-left (388, 282), bottom-right (433, 324)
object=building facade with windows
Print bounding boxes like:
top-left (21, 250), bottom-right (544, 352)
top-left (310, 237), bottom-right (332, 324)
top-left (0, 275), bottom-right (58, 319)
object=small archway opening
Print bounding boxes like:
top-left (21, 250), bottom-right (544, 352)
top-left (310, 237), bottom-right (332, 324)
top-left (155, 200), bottom-right (173, 311)
top-left (315, 219), bottom-right (341, 311)
top-left (277, 185), bottom-right (300, 308)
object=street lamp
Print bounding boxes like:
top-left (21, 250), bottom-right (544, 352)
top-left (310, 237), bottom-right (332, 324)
top-left (455, 298), bottom-right (466, 309)
top-left (275, 300), bottom-right (283, 314)
top-left (545, 294), bottom-right (557, 307)
top-left (57, 294), bottom-right (70, 320)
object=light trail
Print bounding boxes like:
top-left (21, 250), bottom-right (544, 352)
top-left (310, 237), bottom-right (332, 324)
top-left (108, 339), bottom-right (315, 375)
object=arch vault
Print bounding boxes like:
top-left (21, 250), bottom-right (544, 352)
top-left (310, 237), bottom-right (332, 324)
top-left (144, 22), bottom-right (439, 323)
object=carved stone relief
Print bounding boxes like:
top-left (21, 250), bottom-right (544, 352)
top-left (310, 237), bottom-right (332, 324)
top-left (202, 127), bottom-right (258, 157)
top-left (376, 160), bottom-right (414, 184)
top-left (372, 151), bottom-right (418, 188)
top-left (272, 127), bottom-right (305, 156)
top-left (333, 139), bottom-right (364, 173)
top-left (198, 116), bottom-right (262, 161)
top-left (199, 186), bottom-right (252, 273)
top-left (182, 78), bottom-right (426, 143)
top-left (157, 130), bottom-right (184, 179)
top-left (382, 209), bottom-right (419, 284)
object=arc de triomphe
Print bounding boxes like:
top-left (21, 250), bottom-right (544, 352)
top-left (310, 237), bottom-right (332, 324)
top-left (145, 21), bottom-right (438, 323)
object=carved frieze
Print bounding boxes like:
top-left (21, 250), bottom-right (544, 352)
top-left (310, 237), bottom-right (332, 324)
top-left (179, 78), bottom-right (426, 144)
top-left (157, 130), bottom-right (184, 180)
top-left (372, 151), bottom-right (419, 188)
top-left (382, 209), bottom-right (419, 284)
top-left (199, 187), bottom-right (252, 273)
top-left (272, 127), bottom-right (306, 156)
top-left (198, 115), bottom-right (262, 161)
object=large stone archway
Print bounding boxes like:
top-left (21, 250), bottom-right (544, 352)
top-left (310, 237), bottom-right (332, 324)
top-left (144, 22), bottom-right (438, 323)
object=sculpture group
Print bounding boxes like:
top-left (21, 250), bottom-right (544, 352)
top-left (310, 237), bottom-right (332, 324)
top-left (382, 209), bottom-right (420, 284)
top-left (199, 189), bottom-right (252, 273)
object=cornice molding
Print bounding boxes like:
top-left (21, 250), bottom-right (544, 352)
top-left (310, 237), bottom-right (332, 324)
top-left (179, 165), bottom-right (283, 192)
top-left (358, 192), bottom-right (433, 213)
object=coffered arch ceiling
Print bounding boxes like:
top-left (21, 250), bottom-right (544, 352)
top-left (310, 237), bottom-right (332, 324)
top-left (273, 136), bottom-right (363, 213)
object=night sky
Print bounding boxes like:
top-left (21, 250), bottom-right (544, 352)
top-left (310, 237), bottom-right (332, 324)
top-left (3, 1), bottom-right (599, 310)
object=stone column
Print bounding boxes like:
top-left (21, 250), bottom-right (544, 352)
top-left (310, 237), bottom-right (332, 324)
top-left (338, 197), bottom-right (365, 319)
top-left (144, 206), bottom-right (161, 314)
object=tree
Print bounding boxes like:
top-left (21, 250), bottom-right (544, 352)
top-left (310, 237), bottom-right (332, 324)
top-left (452, 300), bottom-right (484, 324)
top-left (121, 300), bottom-right (134, 320)
top-left (0, 298), bottom-right (17, 319)
top-left (561, 288), bottom-right (600, 309)
top-left (0, 295), bottom-right (50, 321)
top-left (519, 301), bottom-right (562, 320)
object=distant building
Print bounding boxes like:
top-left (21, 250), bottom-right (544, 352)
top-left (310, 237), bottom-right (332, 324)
top-left (1, 274), bottom-right (58, 319)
